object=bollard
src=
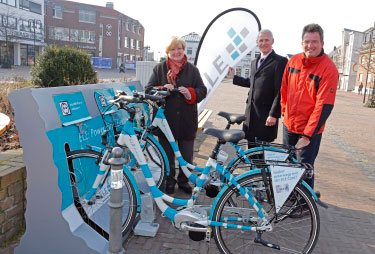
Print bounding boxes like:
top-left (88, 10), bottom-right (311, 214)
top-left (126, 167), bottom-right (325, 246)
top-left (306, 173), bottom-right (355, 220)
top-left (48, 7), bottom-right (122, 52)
top-left (107, 147), bottom-right (126, 254)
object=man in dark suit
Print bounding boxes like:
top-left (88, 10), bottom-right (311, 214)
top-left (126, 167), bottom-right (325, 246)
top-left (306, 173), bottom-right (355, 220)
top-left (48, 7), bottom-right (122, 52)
top-left (232, 29), bottom-right (287, 147)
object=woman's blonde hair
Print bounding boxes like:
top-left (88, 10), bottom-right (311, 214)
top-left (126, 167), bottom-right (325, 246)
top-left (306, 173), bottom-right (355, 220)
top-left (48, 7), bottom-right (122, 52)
top-left (165, 36), bottom-right (186, 54)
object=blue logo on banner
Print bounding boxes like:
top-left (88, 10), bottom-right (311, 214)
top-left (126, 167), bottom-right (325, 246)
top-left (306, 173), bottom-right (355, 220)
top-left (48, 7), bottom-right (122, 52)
top-left (226, 27), bottom-right (250, 60)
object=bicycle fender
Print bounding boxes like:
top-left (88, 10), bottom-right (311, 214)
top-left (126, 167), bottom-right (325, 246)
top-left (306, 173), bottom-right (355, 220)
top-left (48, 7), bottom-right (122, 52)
top-left (123, 164), bottom-right (142, 212)
top-left (134, 128), bottom-right (170, 176)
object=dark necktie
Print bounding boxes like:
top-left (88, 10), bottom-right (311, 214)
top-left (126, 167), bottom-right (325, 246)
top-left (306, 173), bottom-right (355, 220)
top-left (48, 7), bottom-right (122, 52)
top-left (258, 58), bottom-right (265, 68)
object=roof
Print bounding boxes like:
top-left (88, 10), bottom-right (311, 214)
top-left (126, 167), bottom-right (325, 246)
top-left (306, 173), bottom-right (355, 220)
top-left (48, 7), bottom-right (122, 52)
top-left (181, 32), bottom-right (201, 42)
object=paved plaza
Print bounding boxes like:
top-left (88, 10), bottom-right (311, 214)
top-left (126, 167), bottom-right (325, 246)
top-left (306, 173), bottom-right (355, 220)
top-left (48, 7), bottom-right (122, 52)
top-left (0, 79), bottom-right (374, 253)
top-left (123, 80), bottom-right (375, 254)
top-left (0, 66), bottom-right (136, 82)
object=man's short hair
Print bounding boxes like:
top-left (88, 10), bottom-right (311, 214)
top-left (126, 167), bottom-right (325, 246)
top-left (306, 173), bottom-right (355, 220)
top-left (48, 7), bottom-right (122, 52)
top-left (258, 29), bottom-right (273, 40)
top-left (302, 24), bottom-right (324, 42)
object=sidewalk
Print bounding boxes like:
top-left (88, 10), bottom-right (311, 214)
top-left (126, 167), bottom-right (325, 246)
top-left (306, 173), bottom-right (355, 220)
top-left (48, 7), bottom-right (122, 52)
top-left (0, 66), bottom-right (136, 81)
top-left (123, 80), bottom-right (375, 254)
top-left (1, 80), bottom-right (374, 253)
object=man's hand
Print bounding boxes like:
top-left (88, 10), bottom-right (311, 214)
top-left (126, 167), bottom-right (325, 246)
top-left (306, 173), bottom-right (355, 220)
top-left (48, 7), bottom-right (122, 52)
top-left (295, 137), bottom-right (310, 150)
top-left (164, 83), bottom-right (175, 91)
top-left (265, 116), bottom-right (277, 126)
top-left (178, 86), bottom-right (192, 100)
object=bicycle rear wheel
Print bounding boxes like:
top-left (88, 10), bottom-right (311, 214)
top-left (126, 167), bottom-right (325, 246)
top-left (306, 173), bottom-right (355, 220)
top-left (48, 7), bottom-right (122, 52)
top-left (212, 173), bottom-right (320, 254)
top-left (65, 148), bottom-right (137, 239)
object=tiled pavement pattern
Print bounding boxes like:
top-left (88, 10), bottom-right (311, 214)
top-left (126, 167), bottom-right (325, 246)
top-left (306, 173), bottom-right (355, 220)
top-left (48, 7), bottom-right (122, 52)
top-left (123, 81), bottom-right (375, 254)
top-left (1, 80), bottom-right (374, 253)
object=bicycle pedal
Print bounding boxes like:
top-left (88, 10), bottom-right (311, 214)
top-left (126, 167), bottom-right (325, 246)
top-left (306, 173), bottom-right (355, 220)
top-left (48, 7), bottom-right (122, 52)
top-left (205, 227), bottom-right (211, 242)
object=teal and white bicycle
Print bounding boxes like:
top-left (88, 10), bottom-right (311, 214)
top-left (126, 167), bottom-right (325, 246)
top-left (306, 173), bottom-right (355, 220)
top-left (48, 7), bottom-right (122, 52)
top-left (104, 92), bottom-right (320, 253)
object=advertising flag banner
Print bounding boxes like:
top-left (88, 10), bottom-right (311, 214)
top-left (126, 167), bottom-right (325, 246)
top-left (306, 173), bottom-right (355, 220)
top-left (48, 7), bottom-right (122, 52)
top-left (195, 8), bottom-right (261, 113)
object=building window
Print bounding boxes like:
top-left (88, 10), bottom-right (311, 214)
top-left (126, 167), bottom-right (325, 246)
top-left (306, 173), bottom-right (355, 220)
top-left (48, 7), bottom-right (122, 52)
top-left (361, 55), bottom-right (365, 65)
top-left (79, 10), bottom-right (96, 24)
top-left (137, 40), bottom-right (142, 50)
top-left (1, 0), bottom-right (16, 7)
top-left (131, 39), bottom-right (135, 49)
top-left (124, 36), bottom-right (129, 48)
top-left (2, 16), bottom-right (17, 29)
top-left (19, 19), bottom-right (31, 32)
top-left (19, 0), bottom-right (29, 10)
top-left (359, 73), bottom-right (363, 82)
top-left (126, 22), bottom-right (130, 31)
top-left (187, 47), bottom-right (192, 55)
top-left (368, 74), bottom-right (372, 83)
top-left (75, 30), bottom-right (95, 43)
top-left (138, 27), bottom-right (142, 35)
top-left (49, 26), bottom-right (69, 41)
top-left (53, 6), bottom-right (63, 19)
top-left (132, 25), bottom-right (136, 33)
top-left (29, 1), bottom-right (42, 14)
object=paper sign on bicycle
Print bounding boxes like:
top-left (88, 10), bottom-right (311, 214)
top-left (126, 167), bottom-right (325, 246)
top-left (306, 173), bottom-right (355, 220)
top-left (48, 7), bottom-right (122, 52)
top-left (270, 165), bottom-right (305, 213)
top-left (264, 150), bottom-right (289, 162)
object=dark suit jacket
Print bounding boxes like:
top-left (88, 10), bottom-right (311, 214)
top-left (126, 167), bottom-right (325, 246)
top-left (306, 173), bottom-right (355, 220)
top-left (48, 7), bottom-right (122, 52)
top-left (233, 50), bottom-right (287, 142)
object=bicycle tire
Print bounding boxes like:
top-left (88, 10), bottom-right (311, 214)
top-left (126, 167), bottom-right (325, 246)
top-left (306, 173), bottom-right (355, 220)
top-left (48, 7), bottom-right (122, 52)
top-left (212, 173), bottom-right (320, 254)
top-left (66, 149), bottom-right (137, 239)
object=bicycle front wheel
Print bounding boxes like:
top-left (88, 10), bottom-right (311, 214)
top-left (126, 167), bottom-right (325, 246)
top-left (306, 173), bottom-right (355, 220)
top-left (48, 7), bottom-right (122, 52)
top-left (65, 148), bottom-right (138, 239)
top-left (212, 173), bottom-right (320, 254)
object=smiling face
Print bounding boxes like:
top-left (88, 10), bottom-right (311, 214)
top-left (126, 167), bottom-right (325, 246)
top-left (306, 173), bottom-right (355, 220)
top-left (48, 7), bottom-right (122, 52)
top-left (168, 42), bottom-right (185, 63)
top-left (302, 32), bottom-right (324, 58)
top-left (256, 32), bottom-right (274, 56)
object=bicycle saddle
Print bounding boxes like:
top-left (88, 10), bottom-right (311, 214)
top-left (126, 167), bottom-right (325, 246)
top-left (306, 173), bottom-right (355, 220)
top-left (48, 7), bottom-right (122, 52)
top-left (217, 111), bottom-right (246, 124)
top-left (203, 128), bottom-right (245, 143)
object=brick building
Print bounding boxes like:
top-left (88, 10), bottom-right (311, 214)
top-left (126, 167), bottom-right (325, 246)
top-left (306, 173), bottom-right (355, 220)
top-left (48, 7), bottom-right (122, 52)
top-left (44, 0), bottom-right (144, 68)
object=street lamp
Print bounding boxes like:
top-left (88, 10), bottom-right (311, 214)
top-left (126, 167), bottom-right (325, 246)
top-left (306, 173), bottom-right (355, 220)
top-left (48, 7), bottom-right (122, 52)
top-left (28, 19), bottom-right (36, 65)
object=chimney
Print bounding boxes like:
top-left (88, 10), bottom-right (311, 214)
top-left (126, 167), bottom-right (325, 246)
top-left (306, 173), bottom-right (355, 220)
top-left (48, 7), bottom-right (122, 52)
top-left (106, 2), bottom-right (114, 9)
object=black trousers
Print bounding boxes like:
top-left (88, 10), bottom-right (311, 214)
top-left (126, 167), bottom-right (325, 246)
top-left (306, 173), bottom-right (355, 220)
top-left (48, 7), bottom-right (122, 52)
top-left (282, 125), bottom-right (322, 189)
top-left (158, 134), bottom-right (194, 186)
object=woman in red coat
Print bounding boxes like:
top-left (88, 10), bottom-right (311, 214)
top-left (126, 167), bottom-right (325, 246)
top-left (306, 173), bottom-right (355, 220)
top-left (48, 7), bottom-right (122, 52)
top-left (146, 36), bottom-right (207, 194)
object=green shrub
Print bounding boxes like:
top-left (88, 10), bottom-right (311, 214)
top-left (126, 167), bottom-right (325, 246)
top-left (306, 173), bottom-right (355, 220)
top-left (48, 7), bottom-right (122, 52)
top-left (30, 46), bottom-right (98, 87)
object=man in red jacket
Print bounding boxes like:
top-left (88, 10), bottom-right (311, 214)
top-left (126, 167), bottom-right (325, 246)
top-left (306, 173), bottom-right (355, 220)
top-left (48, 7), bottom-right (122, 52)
top-left (281, 24), bottom-right (338, 189)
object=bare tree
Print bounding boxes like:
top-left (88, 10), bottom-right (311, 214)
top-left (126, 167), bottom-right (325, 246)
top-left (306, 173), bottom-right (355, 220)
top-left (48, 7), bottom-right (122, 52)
top-left (358, 28), bottom-right (375, 107)
top-left (0, 8), bottom-right (19, 68)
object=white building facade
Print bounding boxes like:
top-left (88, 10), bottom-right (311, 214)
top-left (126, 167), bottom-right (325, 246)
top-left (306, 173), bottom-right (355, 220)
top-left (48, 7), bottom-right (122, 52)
top-left (337, 28), bottom-right (363, 91)
top-left (233, 47), bottom-right (260, 78)
top-left (181, 32), bottom-right (200, 64)
top-left (0, 0), bottom-right (44, 66)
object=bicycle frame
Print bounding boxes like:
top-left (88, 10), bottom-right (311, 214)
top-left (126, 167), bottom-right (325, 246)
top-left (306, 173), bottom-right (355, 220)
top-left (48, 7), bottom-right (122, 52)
top-left (118, 114), bottom-right (277, 232)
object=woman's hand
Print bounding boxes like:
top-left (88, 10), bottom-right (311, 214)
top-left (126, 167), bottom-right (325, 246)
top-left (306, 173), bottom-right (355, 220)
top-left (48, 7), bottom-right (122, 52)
top-left (178, 86), bottom-right (192, 100)
top-left (164, 83), bottom-right (175, 91)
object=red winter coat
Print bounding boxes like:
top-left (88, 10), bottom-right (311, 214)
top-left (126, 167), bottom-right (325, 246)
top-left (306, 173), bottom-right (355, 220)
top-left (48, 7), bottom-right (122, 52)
top-left (281, 52), bottom-right (338, 138)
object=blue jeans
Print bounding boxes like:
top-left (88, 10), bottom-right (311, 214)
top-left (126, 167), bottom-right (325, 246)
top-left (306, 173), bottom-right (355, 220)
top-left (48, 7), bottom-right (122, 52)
top-left (282, 125), bottom-right (322, 189)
